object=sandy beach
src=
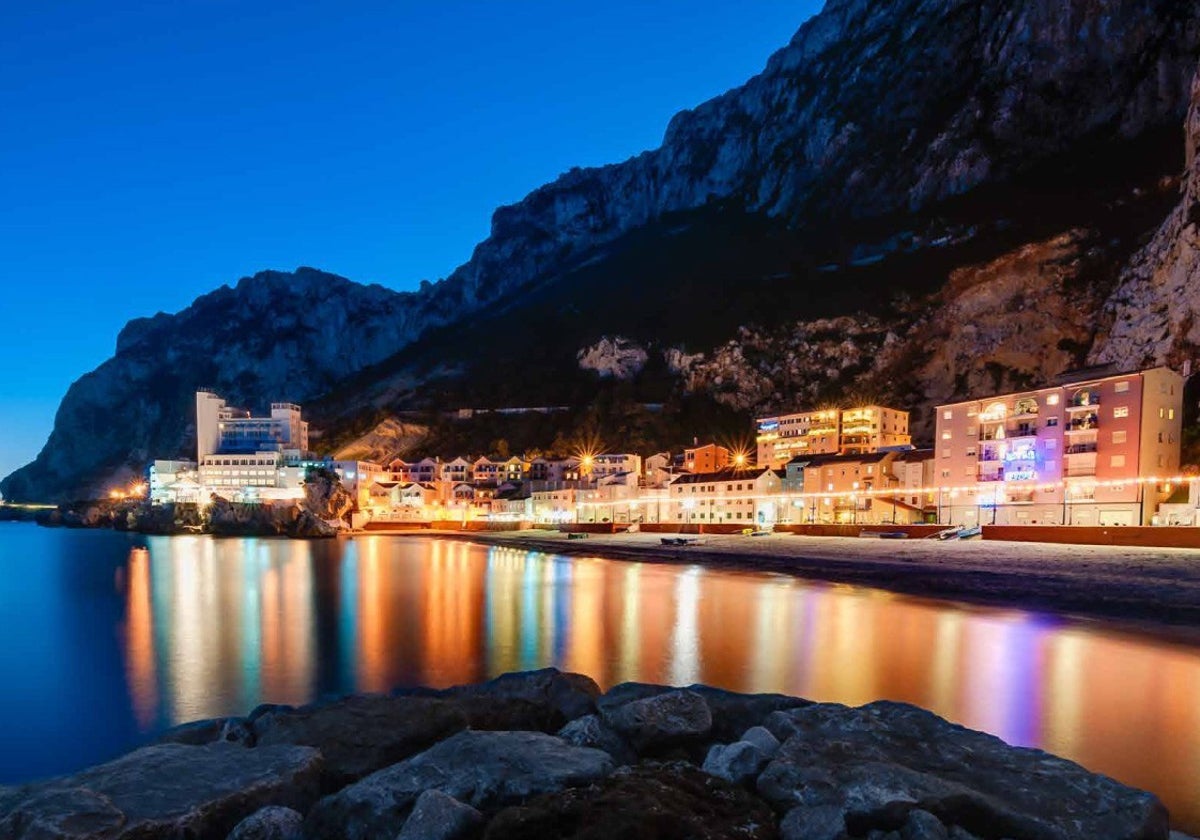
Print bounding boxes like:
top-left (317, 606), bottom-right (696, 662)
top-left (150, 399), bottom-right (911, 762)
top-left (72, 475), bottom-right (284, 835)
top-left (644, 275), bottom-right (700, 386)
top-left (376, 529), bottom-right (1200, 635)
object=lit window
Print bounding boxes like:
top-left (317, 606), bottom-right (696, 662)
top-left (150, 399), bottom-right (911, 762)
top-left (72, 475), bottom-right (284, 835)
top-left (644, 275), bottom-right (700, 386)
top-left (943, 410), bottom-right (952, 420)
top-left (1169, 409), bottom-right (1176, 420)
top-left (1047, 394), bottom-right (1060, 406)
top-left (1113, 407), bottom-right (1129, 418)
top-left (941, 431), bottom-right (952, 440)
top-left (1115, 381), bottom-right (1129, 393)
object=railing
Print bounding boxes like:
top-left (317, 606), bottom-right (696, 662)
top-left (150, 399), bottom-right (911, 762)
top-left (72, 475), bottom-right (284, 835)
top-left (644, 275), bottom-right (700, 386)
top-left (1064, 443), bottom-right (1098, 455)
top-left (1066, 415), bottom-right (1099, 431)
top-left (1066, 466), bottom-right (1097, 477)
top-left (1068, 395), bottom-right (1100, 409)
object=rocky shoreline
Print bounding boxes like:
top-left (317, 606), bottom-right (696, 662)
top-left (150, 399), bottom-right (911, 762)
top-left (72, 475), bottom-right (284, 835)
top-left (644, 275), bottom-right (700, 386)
top-left (0, 469), bottom-right (355, 539)
top-left (0, 669), bottom-right (1179, 840)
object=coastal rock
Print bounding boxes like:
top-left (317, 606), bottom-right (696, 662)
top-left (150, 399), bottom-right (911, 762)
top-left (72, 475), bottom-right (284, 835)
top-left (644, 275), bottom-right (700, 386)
top-left (901, 809), bottom-right (949, 840)
top-left (779, 804), bottom-right (846, 840)
top-left (601, 689), bottom-right (713, 753)
top-left (303, 467), bottom-right (354, 521)
top-left (305, 730), bottom-right (614, 840)
top-left (155, 715), bottom-right (254, 747)
top-left (227, 805), bottom-right (304, 840)
top-left (556, 714), bottom-right (638, 766)
top-left (443, 667), bottom-right (601, 723)
top-left (398, 789), bottom-right (483, 840)
top-left (253, 694), bottom-right (467, 790)
top-left (757, 701), bottom-right (1169, 840)
top-left (482, 762), bottom-right (778, 840)
top-left (701, 740), bottom-right (769, 786)
top-left (740, 725), bottom-right (781, 758)
top-left (596, 682), bottom-right (808, 743)
top-left (0, 742), bottom-right (322, 840)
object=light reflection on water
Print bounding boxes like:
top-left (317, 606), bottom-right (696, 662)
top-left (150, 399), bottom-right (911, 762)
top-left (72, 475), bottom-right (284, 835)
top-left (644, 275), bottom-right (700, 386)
top-left (2, 528), bottom-right (1198, 829)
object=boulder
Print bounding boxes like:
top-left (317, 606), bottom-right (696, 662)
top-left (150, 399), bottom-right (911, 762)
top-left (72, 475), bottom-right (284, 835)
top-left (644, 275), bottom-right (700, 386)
top-left (442, 668), bottom-right (600, 724)
top-left (305, 730), bottom-right (614, 840)
top-left (779, 804), bottom-right (846, 840)
top-left (253, 694), bottom-right (467, 790)
top-left (600, 689), bottom-right (712, 752)
top-left (901, 809), bottom-right (949, 840)
top-left (556, 714), bottom-right (638, 766)
top-left (0, 742), bottom-right (322, 840)
top-left (227, 805), bottom-right (304, 840)
top-left (701, 740), bottom-right (769, 786)
top-left (398, 789), bottom-right (483, 840)
top-left (740, 725), bottom-right (781, 758)
top-left (154, 715), bottom-right (253, 746)
top-left (595, 681), bottom-right (808, 743)
top-left (483, 761), bottom-right (778, 840)
top-left (757, 702), bottom-right (1169, 840)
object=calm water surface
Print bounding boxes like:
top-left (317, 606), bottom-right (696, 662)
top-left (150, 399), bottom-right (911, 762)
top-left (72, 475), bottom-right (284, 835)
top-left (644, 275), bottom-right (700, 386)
top-left (2, 523), bottom-right (1199, 829)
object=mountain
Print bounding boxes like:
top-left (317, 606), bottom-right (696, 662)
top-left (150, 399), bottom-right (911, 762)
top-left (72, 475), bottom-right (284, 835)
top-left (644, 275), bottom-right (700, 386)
top-left (6, 0), bottom-right (1200, 502)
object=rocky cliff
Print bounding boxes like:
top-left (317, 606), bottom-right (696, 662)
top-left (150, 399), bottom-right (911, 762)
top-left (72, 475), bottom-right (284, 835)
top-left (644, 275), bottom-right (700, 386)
top-left (1093, 58), bottom-right (1200, 369)
top-left (7, 0), bottom-right (1200, 500)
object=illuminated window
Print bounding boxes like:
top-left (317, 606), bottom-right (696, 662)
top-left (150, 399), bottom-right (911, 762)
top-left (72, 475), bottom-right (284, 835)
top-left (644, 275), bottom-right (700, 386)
top-left (1047, 394), bottom-right (1060, 406)
top-left (1169, 409), bottom-right (1176, 420)
top-left (943, 410), bottom-right (953, 420)
top-left (1114, 407), bottom-right (1129, 418)
top-left (941, 431), bottom-right (952, 440)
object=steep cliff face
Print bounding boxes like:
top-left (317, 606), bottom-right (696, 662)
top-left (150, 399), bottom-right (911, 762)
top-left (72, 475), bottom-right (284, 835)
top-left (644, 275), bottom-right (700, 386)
top-left (1092, 63), bottom-right (1200, 369)
top-left (8, 0), bottom-right (1200, 500)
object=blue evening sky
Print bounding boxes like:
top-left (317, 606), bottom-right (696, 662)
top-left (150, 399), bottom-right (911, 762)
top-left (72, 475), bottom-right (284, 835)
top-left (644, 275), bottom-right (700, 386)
top-left (0, 1), bottom-right (821, 483)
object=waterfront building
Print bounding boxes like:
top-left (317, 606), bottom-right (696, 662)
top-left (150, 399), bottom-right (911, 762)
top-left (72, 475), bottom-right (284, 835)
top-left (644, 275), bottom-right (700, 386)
top-left (667, 468), bottom-right (784, 527)
top-left (195, 390), bottom-right (308, 462)
top-left (147, 459), bottom-right (198, 504)
top-left (443, 457), bottom-right (471, 485)
top-left (590, 453), bottom-right (643, 481)
top-left (531, 488), bottom-right (577, 524)
top-left (933, 366), bottom-right (1183, 526)
top-left (644, 452), bottom-right (674, 487)
top-left (756, 405), bottom-right (911, 468)
top-left (784, 451), bottom-right (924, 524)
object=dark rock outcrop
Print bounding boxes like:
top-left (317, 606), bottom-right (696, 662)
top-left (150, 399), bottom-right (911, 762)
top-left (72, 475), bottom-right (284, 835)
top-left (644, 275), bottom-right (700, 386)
top-left (305, 731), bottom-right (615, 840)
top-left (252, 694), bottom-right (468, 790)
top-left (0, 671), bottom-right (1174, 840)
top-left (482, 762), bottom-right (779, 840)
top-left (0, 742), bottom-right (323, 840)
top-left (757, 701), bottom-right (1169, 840)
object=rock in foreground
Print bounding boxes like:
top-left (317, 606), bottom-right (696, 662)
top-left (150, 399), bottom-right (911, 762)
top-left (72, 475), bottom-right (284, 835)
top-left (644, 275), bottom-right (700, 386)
top-left (0, 670), bottom-right (1175, 840)
top-left (0, 742), bottom-right (322, 840)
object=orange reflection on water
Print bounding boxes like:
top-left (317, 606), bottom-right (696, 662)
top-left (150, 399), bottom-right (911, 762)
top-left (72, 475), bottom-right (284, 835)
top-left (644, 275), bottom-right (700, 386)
top-left (122, 536), bottom-right (1200, 831)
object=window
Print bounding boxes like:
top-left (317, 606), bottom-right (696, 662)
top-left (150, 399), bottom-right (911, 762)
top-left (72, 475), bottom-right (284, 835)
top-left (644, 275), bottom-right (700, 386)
top-left (1045, 439), bottom-right (1056, 450)
top-left (1047, 394), bottom-right (1060, 406)
top-left (941, 469), bottom-right (951, 478)
top-left (941, 431), bottom-right (952, 440)
top-left (1110, 455), bottom-right (1126, 468)
top-left (1158, 408), bottom-right (1165, 419)
top-left (1158, 455), bottom-right (1166, 467)
top-left (967, 426), bottom-right (977, 436)
top-left (1115, 381), bottom-right (1130, 393)
top-left (1045, 460), bottom-right (1057, 472)
top-left (1112, 430), bottom-right (1127, 444)
top-left (1046, 417), bottom-right (1059, 427)
top-left (964, 467), bottom-right (975, 477)
top-left (1113, 407), bottom-right (1129, 418)
top-left (942, 448), bottom-right (951, 458)
top-left (1169, 409), bottom-right (1176, 420)
top-left (943, 410), bottom-right (953, 420)
top-left (966, 447), bottom-right (977, 457)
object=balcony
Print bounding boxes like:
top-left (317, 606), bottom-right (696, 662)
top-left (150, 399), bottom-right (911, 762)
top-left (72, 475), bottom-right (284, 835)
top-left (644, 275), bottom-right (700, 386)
top-left (1066, 466), bottom-right (1097, 477)
top-left (1064, 443), bottom-right (1098, 455)
top-left (1006, 424), bottom-right (1038, 438)
top-left (1067, 394), bottom-right (1101, 410)
top-left (1065, 415), bottom-right (1099, 432)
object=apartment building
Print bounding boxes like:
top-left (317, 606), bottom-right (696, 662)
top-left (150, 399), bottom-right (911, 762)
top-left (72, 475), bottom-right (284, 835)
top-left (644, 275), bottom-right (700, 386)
top-left (683, 443), bottom-right (731, 473)
top-left (783, 451), bottom-right (924, 524)
top-left (756, 405), bottom-right (910, 468)
top-left (195, 390), bottom-right (308, 462)
top-left (666, 468), bottom-right (784, 527)
top-left (933, 366), bottom-right (1183, 526)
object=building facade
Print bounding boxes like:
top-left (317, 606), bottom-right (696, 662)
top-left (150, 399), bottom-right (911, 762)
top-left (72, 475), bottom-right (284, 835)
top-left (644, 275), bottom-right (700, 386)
top-left (756, 406), bottom-right (910, 468)
top-left (933, 366), bottom-right (1183, 526)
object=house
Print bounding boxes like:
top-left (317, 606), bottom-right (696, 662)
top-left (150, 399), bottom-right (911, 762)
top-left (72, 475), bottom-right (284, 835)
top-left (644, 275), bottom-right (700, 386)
top-left (666, 468), bottom-right (784, 526)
